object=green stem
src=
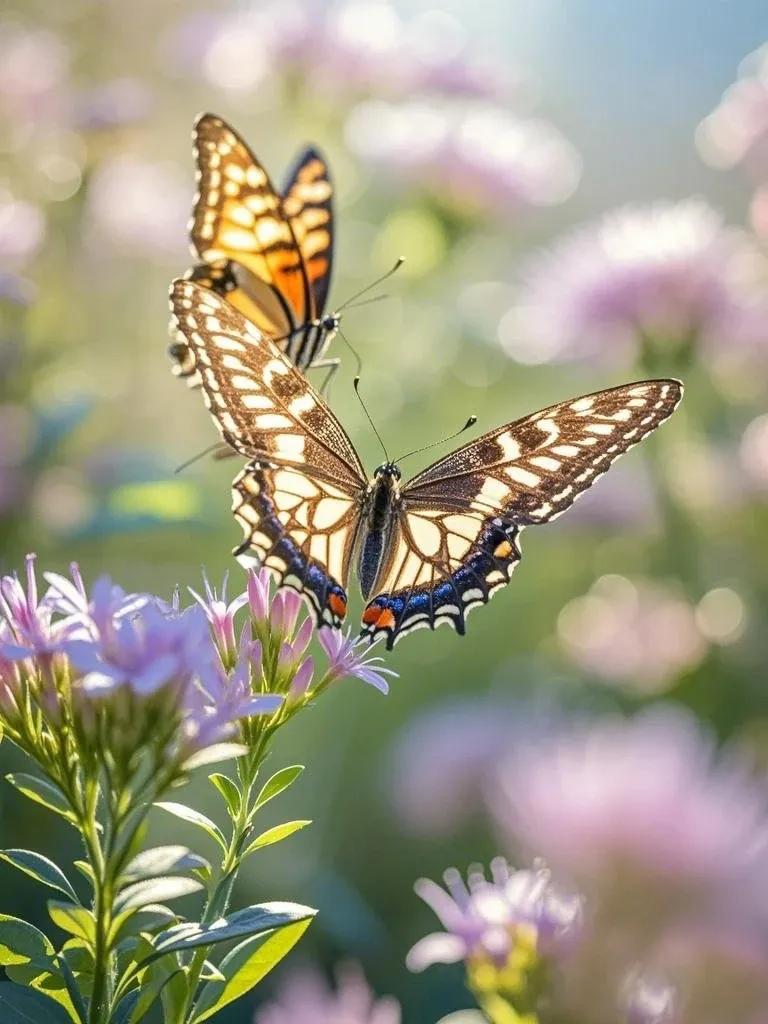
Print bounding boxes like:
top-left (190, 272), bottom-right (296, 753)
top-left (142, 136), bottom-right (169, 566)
top-left (177, 732), bottom-right (274, 1024)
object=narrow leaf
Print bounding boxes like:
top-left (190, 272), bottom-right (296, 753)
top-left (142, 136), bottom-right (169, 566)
top-left (191, 918), bottom-right (313, 1022)
top-left (121, 847), bottom-right (208, 885)
top-left (0, 983), bottom-right (73, 1023)
top-left (147, 902), bottom-right (316, 960)
top-left (0, 850), bottom-right (79, 903)
top-left (0, 914), bottom-right (54, 969)
top-left (208, 774), bottom-right (241, 817)
top-left (182, 743), bottom-right (247, 770)
top-left (116, 876), bottom-right (203, 912)
top-left (253, 765), bottom-right (304, 813)
top-left (5, 775), bottom-right (74, 823)
top-left (153, 803), bottom-right (226, 850)
top-left (243, 820), bottom-right (311, 856)
top-left (3, 965), bottom-right (79, 1022)
top-left (47, 903), bottom-right (94, 944)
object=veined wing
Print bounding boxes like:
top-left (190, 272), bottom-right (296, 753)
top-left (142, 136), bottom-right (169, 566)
top-left (168, 279), bottom-right (366, 489)
top-left (281, 145), bottom-right (334, 317)
top-left (361, 380), bottom-right (682, 647)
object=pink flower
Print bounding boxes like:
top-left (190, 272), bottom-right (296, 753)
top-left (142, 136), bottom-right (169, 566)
top-left (502, 200), bottom-right (768, 364)
top-left (345, 99), bottom-right (580, 216)
top-left (317, 629), bottom-right (396, 693)
top-left (189, 572), bottom-right (248, 668)
top-left (557, 575), bottom-right (707, 694)
top-left (491, 706), bottom-right (768, 931)
top-left (697, 44), bottom-right (768, 184)
top-left (255, 962), bottom-right (401, 1024)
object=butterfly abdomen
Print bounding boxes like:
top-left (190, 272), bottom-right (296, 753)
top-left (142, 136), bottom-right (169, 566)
top-left (358, 467), bottom-right (401, 599)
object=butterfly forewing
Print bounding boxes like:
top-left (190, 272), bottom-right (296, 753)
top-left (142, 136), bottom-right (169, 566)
top-left (361, 380), bottom-right (682, 648)
top-left (190, 113), bottom-right (312, 328)
top-left (282, 146), bottom-right (334, 316)
top-left (169, 280), bottom-right (365, 486)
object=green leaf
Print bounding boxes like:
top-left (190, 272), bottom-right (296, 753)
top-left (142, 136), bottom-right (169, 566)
top-left (122, 846), bottom-right (208, 885)
top-left (147, 902), bottom-right (316, 961)
top-left (0, 983), bottom-right (73, 1023)
top-left (72, 861), bottom-right (94, 886)
top-left (116, 876), bottom-right (203, 912)
top-left (199, 960), bottom-right (225, 982)
top-left (5, 775), bottom-right (74, 824)
top-left (47, 903), bottom-right (94, 945)
top-left (0, 914), bottom-right (55, 969)
top-left (113, 990), bottom-right (140, 1024)
top-left (253, 765), bottom-right (304, 813)
top-left (0, 850), bottom-right (79, 903)
top-left (191, 918), bottom-right (313, 1022)
top-left (112, 905), bottom-right (178, 946)
top-left (153, 803), bottom-right (226, 851)
top-left (182, 743), bottom-right (248, 771)
top-left (208, 775), bottom-right (241, 818)
top-left (243, 820), bottom-right (311, 856)
top-left (3, 965), bottom-right (79, 1022)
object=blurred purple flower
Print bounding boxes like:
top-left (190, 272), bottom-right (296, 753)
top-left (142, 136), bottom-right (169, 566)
top-left (0, 23), bottom-right (69, 125)
top-left (255, 961), bottom-right (401, 1024)
top-left (407, 858), bottom-right (581, 972)
top-left (0, 192), bottom-right (46, 269)
top-left (345, 99), bottom-right (580, 216)
top-left (318, 628), bottom-right (395, 693)
top-left (0, 553), bottom-right (68, 663)
top-left (491, 706), bottom-right (768, 932)
top-left (84, 154), bottom-right (188, 257)
top-left (75, 77), bottom-right (153, 132)
top-left (557, 575), bottom-right (707, 693)
top-left (502, 200), bottom-right (768, 364)
top-left (697, 44), bottom-right (768, 184)
top-left (186, 0), bottom-right (518, 103)
top-left (640, 926), bottom-right (768, 1024)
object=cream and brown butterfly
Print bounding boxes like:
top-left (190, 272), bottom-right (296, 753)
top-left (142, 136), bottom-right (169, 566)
top-left (169, 279), bottom-right (683, 649)
top-left (170, 112), bottom-right (341, 389)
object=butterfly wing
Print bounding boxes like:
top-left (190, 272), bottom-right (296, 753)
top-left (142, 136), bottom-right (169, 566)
top-left (282, 146), bottom-right (334, 318)
top-left (189, 113), bottom-right (314, 337)
top-left (361, 380), bottom-right (682, 648)
top-left (169, 279), bottom-right (367, 625)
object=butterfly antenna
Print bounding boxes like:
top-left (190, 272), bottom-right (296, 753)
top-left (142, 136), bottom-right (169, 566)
top-left (353, 376), bottom-right (390, 463)
top-left (174, 442), bottom-right (226, 474)
top-left (337, 326), bottom-right (363, 378)
top-left (395, 415), bottom-right (478, 465)
top-left (335, 257), bottom-right (404, 313)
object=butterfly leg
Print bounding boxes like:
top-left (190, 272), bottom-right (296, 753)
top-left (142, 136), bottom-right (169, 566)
top-left (313, 358), bottom-right (341, 397)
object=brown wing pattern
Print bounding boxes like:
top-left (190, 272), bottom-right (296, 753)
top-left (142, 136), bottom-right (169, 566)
top-left (189, 113), bottom-right (312, 329)
top-left (168, 279), bottom-right (366, 488)
top-left (232, 461), bottom-right (360, 627)
top-left (361, 380), bottom-right (682, 647)
top-left (282, 146), bottom-right (334, 315)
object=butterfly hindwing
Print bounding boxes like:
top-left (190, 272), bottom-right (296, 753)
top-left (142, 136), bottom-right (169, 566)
top-left (361, 380), bottom-right (682, 648)
top-left (232, 460), bottom-right (359, 627)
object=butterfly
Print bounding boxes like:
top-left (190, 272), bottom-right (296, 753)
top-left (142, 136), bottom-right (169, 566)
top-left (169, 279), bottom-right (683, 650)
top-left (169, 112), bottom-right (339, 389)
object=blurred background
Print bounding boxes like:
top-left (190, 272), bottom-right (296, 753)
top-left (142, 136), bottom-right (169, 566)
top-left (2, 1), bottom-right (768, 1021)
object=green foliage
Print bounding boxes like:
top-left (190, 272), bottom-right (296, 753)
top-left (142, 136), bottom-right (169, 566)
top-left (208, 774), bottom-right (241, 818)
top-left (191, 918), bottom-right (314, 1022)
top-left (0, 851), bottom-right (79, 904)
top-left (47, 903), bottom-right (95, 945)
top-left (253, 765), bottom-right (304, 814)
top-left (148, 902), bottom-right (317, 959)
top-left (0, 983), bottom-right (74, 1023)
top-left (153, 802), bottom-right (227, 852)
top-left (5, 775), bottom-right (75, 825)
top-left (243, 820), bottom-right (312, 856)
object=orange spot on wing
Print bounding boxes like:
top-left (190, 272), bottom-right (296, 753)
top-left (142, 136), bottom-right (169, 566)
top-left (328, 593), bottom-right (347, 619)
top-left (362, 606), bottom-right (396, 630)
top-left (493, 540), bottom-right (512, 559)
top-left (362, 606), bottom-right (381, 625)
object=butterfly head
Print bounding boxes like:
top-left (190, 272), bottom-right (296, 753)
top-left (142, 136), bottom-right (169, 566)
top-left (319, 313), bottom-right (340, 334)
top-left (373, 462), bottom-right (401, 482)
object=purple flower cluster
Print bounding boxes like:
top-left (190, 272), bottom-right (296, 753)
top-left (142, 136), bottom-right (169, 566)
top-left (0, 557), bottom-right (394, 770)
top-left (255, 962), bottom-right (401, 1024)
top-left (345, 99), bottom-right (581, 217)
top-left (503, 199), bottom-right (768, 365)
top-left (407, 858), bottom-right (581, 974)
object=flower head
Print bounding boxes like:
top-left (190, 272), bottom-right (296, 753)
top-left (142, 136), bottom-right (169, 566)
top-left (491, 706), bottom-right (768, 933)
top-left (255, 961), bottom-right (401, 1024)
top-left (557, 575), bottom-right (707, 694)
top-left (318, 629), bottom-right (396, 693)
top-left (407, 858), bottom-right (582, 1003)
top-left (189, 571), bottom-right (248, 668)
top-left (502, 200), bottom-right (768, 364)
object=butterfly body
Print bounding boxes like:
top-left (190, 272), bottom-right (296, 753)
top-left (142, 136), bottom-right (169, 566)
top-left (170, 279), bottom-right (683, 649)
